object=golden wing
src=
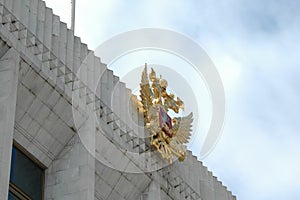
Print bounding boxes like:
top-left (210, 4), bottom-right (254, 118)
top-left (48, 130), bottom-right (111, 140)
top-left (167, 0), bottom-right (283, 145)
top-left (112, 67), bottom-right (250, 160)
top-left (172, 112), bottom-right (193, 144)
top-left (139, 65), bottom-right (153, 124)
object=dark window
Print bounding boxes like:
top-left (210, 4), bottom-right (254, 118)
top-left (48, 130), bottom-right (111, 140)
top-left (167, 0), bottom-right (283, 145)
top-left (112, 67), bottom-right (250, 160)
top-left (9, 146), bottom-right (44, 200)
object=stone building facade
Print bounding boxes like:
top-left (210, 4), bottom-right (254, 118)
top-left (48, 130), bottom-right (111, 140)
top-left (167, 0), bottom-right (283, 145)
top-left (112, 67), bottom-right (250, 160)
top-left (0, 0), bottom-right (236, 199)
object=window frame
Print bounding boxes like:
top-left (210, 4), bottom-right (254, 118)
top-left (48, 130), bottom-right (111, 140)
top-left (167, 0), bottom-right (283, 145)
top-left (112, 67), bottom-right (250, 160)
top-left (10, 141), bottom-right (46, 200)
top-left (9, 182), bottom-right (31, 200)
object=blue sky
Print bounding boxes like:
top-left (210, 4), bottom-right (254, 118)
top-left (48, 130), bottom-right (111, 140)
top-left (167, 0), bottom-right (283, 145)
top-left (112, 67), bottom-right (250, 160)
top-left (45, 0), bottom-right (300, 199)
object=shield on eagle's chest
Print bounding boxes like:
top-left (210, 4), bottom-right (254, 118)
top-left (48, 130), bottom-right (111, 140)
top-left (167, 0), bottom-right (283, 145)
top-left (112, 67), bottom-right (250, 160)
top-left (159, 107), bottom-right (173, 138)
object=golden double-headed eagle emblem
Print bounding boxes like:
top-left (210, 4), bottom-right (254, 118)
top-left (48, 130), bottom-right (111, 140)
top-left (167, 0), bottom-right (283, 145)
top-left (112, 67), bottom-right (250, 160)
top-left (139, 64), bottom-right (193, 164)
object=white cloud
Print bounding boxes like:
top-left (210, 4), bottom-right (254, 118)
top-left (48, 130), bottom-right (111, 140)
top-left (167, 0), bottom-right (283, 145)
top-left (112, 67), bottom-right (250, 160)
top-left (44, 0), bottom-right (72, 27)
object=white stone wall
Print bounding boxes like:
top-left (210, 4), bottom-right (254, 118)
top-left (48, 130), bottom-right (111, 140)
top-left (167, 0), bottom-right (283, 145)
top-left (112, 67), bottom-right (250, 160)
top-left (0, 48), bottom-right (20, 200)
top-left (45, 135), bottom-right (95, 200)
